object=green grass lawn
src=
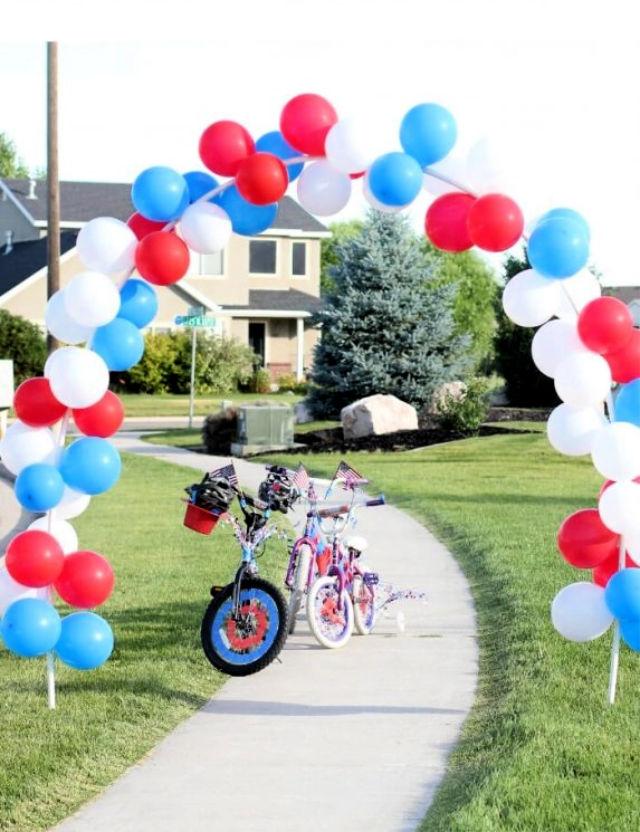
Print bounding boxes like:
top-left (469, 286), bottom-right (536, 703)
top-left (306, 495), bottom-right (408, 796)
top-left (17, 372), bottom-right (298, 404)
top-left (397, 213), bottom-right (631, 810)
top-left (119, 392), bottom-right (303, 417)
top-left (143, 420), bottom-right (341, 450)
top-left (0, 453), bottom-right (289, 832)
top-left (262, 434), bottom-right (640, 831)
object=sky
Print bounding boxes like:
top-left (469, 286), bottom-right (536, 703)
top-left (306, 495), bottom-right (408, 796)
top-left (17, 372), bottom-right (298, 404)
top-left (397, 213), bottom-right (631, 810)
top-left (1, 0), bottom-right (639, 285)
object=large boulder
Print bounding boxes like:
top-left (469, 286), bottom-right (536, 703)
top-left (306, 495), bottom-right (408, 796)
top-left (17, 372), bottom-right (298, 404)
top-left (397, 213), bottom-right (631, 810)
top-left (341, 394), bottom-right (418, 440)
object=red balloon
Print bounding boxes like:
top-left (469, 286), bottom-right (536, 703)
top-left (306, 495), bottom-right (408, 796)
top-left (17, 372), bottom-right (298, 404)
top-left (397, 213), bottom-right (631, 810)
top-left (605, 328), bottom-right (640, 384)
top-left (593, 553), bottom-right (635, 587)
top-left (235, 152), bottom-right (288, 206)
top-left (135, 232), bottom-right (190, 286)
top-left (425, 193), bottom-right (476, 252)
top-left (127, 212), bottom-right (168, 240)
top-left (5, 530), bottom-right (64, 588)
top-left (467, 193), bottom-right (524, 252)
top-left (557, 508), bottom-right (619, 569)
top-left (13, 377), bottom-right (67, 428)
top-left (73, 391), bottom-right (124, 438)
top-left (280, 93), bottom-right (338, 156)
top-left (350, 171), bottom-right (365, 180)
top-left (577, 297), bottom-right (633, 355)
top-left (54, 550), bottom-right (114, 608)
top-left (199, 121), bottom-right (255, 177)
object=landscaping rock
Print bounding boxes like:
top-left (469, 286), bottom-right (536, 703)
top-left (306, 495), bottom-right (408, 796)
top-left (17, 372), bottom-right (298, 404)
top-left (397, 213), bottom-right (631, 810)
top-left (341, 394), bottom-right (418, 440)
top-left (294, 401), bottom-right (313, 424)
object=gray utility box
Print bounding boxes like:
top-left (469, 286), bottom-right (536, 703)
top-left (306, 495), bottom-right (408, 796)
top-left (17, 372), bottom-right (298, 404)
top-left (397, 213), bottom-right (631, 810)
top-left (231, 404), bottom-right (296, 457)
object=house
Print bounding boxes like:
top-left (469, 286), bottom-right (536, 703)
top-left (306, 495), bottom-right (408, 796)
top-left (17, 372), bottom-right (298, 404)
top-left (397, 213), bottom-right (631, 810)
top-left (0, 178), bottom-right (330, 380)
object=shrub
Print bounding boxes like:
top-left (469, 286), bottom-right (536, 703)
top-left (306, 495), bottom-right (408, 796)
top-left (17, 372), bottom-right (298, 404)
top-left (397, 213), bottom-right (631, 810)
top-left (438, 377), bottom-right (492, 434)
top-left (247, 368), bottom-right (271, 394)
top-left (276, 372), bottom-right (298, 392)
top-left (202, 407), bottom-right (238, 454)
top-left (0, 310), bottom-right (47, 387)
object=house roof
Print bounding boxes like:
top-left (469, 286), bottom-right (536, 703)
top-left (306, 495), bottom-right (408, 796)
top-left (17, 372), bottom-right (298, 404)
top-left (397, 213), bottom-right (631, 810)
top-left (607, 287), bottom-right (640, 304)
top-left (2, 179), bottom-right (328, 233)
top-left (0, 232), bottom-right (78, 296)
top-left (222, 289), bottom-right (324, 314)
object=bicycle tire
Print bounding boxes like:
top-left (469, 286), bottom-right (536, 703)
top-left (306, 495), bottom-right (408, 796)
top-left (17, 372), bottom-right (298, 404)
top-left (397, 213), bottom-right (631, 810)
top-left (306, 575), bottom-right (354, 649)
top-left (288, 544), bottom-right (312, 635)
top-left (201, 577), bottom-right (288, 676)
top-left (353, 575), bottom-right (376, 635)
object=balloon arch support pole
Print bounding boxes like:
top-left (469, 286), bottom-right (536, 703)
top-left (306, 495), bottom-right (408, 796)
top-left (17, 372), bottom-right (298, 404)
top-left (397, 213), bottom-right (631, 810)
top-left (608, 536), bottom-right (626, 706)
top-left (44, 409), bottom-right (70, 710)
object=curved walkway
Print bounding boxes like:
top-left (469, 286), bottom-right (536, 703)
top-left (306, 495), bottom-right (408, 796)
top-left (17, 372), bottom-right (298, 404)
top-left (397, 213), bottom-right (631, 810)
top-left (53, 435), bottom-right (478, 832)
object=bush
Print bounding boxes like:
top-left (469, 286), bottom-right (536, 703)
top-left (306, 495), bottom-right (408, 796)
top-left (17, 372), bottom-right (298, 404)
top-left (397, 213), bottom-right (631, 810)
top-left (117, 332), bottom-right (256, 395)
top-left (276, 372), bottom-right (298, 392)
top-left (0, 310), bottom-right (47, 387)
top-left (247, 368), bottom-right (271, 394)
top-left (202, 407), bottom-right (238, 454)
top-left (438, 377), bottom-right (492, 434)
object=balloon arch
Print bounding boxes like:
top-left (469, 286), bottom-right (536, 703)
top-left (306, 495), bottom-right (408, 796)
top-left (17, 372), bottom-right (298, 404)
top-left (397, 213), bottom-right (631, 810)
top-left (0, 93), bottom-right (638, 707)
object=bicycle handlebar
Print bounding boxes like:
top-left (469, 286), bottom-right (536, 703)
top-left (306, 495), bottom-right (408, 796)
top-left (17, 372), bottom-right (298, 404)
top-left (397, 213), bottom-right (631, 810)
top-left (316, 495), bottom-right (385, 518)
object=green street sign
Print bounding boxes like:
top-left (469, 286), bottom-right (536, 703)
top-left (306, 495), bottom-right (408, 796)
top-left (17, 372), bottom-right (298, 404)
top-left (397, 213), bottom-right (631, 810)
top-left (174, 313), bottom-right (219, 328)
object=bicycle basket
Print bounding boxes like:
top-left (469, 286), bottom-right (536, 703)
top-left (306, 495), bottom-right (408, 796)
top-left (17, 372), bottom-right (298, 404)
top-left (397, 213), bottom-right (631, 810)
top-left (183, 501), bottom-right (222, 535)
top-left (183, 471), bottom-right (236, 535)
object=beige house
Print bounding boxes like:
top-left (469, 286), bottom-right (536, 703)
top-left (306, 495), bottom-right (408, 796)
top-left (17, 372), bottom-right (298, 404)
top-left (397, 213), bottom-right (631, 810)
top-left (0, 179), bottom-right (329, 380)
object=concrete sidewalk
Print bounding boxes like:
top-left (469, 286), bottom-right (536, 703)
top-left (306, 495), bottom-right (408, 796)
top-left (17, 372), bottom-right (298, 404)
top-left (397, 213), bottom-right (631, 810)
top-left (53, 434), bottom-right (478, 832)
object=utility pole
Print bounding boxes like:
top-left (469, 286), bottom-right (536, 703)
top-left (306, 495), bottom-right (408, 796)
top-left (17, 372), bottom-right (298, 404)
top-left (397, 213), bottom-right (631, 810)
top-left (46, 41), bottom-right (60, 354)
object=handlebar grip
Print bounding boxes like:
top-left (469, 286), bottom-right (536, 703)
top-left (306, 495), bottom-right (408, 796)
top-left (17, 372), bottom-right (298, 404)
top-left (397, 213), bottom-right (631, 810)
top-left (365, 495), bottom-right (385, 507)
top-left (317, 503), bottom-right (350, 519)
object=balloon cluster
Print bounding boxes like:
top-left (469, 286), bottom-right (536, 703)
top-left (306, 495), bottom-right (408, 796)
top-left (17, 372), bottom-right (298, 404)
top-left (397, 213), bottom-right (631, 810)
top-left (500, 208), bottom-right (640, 652)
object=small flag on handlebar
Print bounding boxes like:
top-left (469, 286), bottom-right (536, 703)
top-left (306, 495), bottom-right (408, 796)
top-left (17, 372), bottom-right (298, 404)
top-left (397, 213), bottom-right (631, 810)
top-left (208, 463), bottom-right (238, 488)
top-left (292, 463), bottom-right (310, 491)
top-left (333, 460), bottom-right (367, 489)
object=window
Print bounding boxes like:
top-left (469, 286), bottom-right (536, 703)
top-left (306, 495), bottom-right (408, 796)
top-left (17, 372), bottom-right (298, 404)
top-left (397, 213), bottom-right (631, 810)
top-left (291, 241), bottom-right (306, 276)
top-left (200, 251), bottom-right (224, 276)
top-left (249, 239), bottom-right (277, 274)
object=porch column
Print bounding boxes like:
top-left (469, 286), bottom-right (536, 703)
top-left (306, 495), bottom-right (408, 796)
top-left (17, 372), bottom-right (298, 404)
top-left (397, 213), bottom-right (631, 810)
top-left (296, 317), bottom-right (305, 381)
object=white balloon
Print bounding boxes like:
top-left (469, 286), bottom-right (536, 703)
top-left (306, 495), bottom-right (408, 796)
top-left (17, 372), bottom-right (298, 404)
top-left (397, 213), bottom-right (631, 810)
top-left (554, 270), bottom-right (602, 320)
top-left (627, 536), bottom-right (640, 564)
top-left (363, 174), bottom-right (403, 213)
top-left (77, 217), bottom-right (138, 274)
top-left (55, 486), bottom-right (91, 520)
top-left (547, 404), bottom-right (607, 456)
top-left (296, 161), bottom-right (352, 216)
top-left (554, 352), bottom-right (611, 407)
top-left (465, 137), bottom-right (506, 193)
top-left (0, 421), bottom-right (58, 476)
top-left (63, 271), bottom-right (120, 328)
top-left (45, 290), bottom-right (93, 345)
top-left (591, 422), bottom-right (640, 482)
top-left (325, 118), bottom-right (375, 175)
top-left (179, 202), bottom-right (232, 255)
top-left (423, 156), bottom-right (469, 197)
top-left (502, 269), bottom-right (559, 328)
top-left (531, 319), bottom-right (589, 378)
top-left (0, 559), bottom-right (47, 617)
top-left (551, 582), bottom-right (613, 642)
top-left (27, 516), bottom-right (78, 554)
top-left (599, 481), bottom-right (640, 536)
top-left (45, 346), bottom-right (109, 409)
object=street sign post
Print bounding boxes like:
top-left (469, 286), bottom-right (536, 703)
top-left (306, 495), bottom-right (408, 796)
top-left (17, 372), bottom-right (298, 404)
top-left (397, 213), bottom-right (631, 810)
top-left (173, 307), bottom-right (222, 428)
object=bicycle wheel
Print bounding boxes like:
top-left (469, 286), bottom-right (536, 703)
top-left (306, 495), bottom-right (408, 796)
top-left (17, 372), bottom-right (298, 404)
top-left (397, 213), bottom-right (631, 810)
top-left (307, 575), bottom-right (353, 649)
top-left (201, 577), bottom-right (288, 676)
top-left (353, 575), bottom-right (376, 635)
top-left (288, 544), bottom-right (312, 635)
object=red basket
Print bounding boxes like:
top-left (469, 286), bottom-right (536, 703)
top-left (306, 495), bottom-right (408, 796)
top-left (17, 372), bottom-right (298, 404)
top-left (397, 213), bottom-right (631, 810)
top-left (183, 502), bottom-right (222, 535)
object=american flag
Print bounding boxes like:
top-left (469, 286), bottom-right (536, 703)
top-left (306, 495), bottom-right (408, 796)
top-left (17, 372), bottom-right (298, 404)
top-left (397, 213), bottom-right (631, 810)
top-left (292, 464), bottom-right (310, 492)
top-left (208, 463), bottom-right (238, 487)
top-left (334, 460), bottom-right (367, 489)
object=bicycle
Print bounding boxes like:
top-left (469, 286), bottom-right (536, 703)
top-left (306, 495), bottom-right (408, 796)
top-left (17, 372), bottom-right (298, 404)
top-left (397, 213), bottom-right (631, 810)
top-left (184, 466), bottom-right (290, 677)
top-left (306, 491), bottom-right (385, 649)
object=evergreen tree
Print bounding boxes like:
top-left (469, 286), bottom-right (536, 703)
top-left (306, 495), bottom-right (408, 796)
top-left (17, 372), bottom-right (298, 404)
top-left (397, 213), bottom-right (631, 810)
top-left (309, 211), bottom-right (472, 418)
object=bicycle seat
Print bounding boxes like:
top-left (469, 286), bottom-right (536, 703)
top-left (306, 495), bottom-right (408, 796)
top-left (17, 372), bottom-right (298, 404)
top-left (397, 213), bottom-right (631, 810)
top-left (345, 535), bottom-right (368, 554)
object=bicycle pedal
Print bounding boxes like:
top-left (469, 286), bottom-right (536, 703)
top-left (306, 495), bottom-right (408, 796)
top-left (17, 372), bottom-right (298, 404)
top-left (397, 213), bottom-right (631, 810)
top-left (363, 573), bottom-right (379, 586)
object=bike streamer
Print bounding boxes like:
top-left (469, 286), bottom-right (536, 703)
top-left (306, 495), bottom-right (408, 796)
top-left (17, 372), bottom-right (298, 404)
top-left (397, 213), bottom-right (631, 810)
top-left (0, 91), bottom-right (631, 703)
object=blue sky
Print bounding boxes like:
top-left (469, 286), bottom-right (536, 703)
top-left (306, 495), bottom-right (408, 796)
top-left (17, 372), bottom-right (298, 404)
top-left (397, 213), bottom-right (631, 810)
top-left (1, 0), bottom-right (638, 285)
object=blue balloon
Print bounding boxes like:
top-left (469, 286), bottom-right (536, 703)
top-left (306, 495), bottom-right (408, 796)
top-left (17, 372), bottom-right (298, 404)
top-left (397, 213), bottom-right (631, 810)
top-left (91, 318), bottom-right (144, 371)
top-left (605, 568), bottom-right (640, 620)
top-left (183, 170), bottom-right (219, 203)
top-left (55, 612), bottom-right (114, 670)
top-left (15, 463), bottom-right (64, 512)
top-left (131, 166), bottom-right (189, 222)
top-left (614, 379), bottom-right (640, 427)
top-left (118, 279), bottom-right (158, 329)
top-left (1, 598), bottom-right (61, 658)
top-left (620, 618), bottom-right (640, 651)
top-left (539, 208), bottom-right (590, 241)
top-left (59, 437), bottom-right (121, 496)
top-left (528, 217), bottom-right (589, 279)
top-left (215, 186), bottom-right (277, 236)
top-left (368, 152), bottom-right (423, 207)
top-left (256, 131), bottom-right (304, 181)
top-left (399, 103), bottom-right (457, 168)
